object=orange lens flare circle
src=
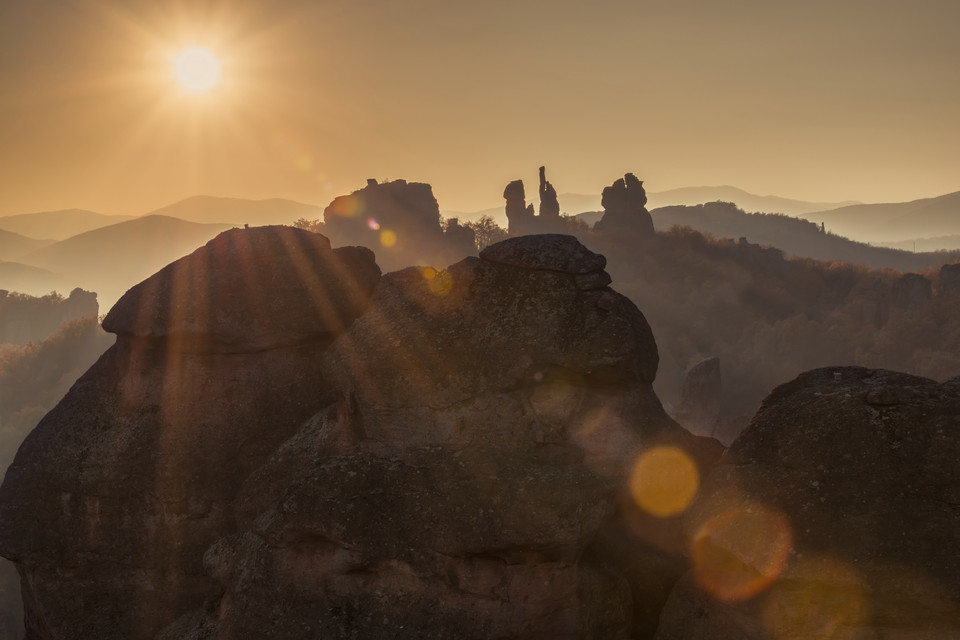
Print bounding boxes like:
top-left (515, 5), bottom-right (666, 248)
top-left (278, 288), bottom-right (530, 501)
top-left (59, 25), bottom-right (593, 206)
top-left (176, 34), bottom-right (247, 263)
top-left (693, 505), bottom-right (793, 602)
top-left (763, 556), bottom-right (867, 640)
top-left (629, 446), bottom-right (700, 518)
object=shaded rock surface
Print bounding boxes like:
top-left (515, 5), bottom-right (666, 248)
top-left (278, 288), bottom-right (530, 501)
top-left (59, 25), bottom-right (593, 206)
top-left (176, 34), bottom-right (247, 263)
top-left (675, 356), bottom-right (721, 438)
top-left (656, 367), bottom-right (960, 639)
top-left (0, 227), bottom-right (381, 640)
top-left (0, 231), bottom-right (722, 639)
top-left (939, 262), bottom-right (960, 296)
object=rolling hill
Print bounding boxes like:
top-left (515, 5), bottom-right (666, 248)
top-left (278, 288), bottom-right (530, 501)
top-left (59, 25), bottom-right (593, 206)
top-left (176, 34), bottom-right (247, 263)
top-left (0, 209), bottom-right (134, 241)
top-left (0, 262), bottom-right (75, 298)
top-left (146, 195), bottom-right (324, 227)
top-left (19, 215), bottom-right (232, 310)
top-left (647, 202), bottom-right (957, 272)
top-left (800, 191), bottom-right (960, 243)
top-left (0, 230), bottom-right (54, 262)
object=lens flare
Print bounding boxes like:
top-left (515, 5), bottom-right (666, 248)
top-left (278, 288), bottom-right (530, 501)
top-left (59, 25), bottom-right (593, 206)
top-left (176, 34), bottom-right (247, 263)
top-left (629, 446), bottom-right (700, 518)
top-left (328, 195), bottom-right (363, 217)
top-left (380, 229), bottom-right (397, 247)
top-left (426, 268), bottom-right (453, 295)
top-left (693, 505), bottom-right (793, 602)
top-left (367, 218), bottom-right (381, 231)
top-left (763, 556), bottom-right (867, 640)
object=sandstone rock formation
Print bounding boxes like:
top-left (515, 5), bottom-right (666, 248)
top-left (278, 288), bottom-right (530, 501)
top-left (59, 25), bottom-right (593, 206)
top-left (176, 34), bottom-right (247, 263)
top-left (442, 217), bottom-right (477, 256)
top-left (538, 165), bottom-right (561, 219)
top-left (594, 173), bottom-right (655, 237)
top-left (657, 367), bottom-right (960, 639)
top-left (0, 226), bottom-right (381, 640)
top-left (323, 178), bottom-right (445, 271)
top-left (675, 357), bottom-right (721, 438)
top-left (0, 287), bottom-right (98, 346)
top-left (503, 178), bottom-right (536, 236)
top-left (0, 230), bottom-right (722, 639)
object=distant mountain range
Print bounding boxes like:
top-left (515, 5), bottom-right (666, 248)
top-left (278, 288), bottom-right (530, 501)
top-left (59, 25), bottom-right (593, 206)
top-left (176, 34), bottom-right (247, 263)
top-left (648, 202), bottom-right (955, 272)
top-left (1, 188), bottom-right (958, 312)
top-left (0, 209), bottom-right (135, 241)
top-left (146, 196), bottom-right (324, 227)
top-left (0, 229), bottom-right (54, 262)
top-left (797, 191), bottom-right (960, 244)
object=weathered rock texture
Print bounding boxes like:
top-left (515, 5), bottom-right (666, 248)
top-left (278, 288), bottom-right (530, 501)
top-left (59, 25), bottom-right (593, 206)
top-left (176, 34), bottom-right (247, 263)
top-left (657, 367), bottom-right (960, 639)
top-left (595, 173), bottom-right (654, 238)
top-left (0, 231), bottom-right (722, 639)
top-left (0, 227), bottom-right (381, 640)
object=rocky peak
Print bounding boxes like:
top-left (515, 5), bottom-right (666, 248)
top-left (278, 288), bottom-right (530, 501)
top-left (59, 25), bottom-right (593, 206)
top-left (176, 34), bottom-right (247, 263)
top-left (595, 172), bottom-right (655, 237)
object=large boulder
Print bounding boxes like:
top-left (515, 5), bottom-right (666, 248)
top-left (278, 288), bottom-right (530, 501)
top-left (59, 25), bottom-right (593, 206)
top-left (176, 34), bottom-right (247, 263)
top-left (170, 234), bottom-right (721, 639)
top-left (0, 227), bottom-right (380, 640)
top-left (0, 231), bottom-right (721, 639)
top-left (657, 367), bottom-right (960, 639)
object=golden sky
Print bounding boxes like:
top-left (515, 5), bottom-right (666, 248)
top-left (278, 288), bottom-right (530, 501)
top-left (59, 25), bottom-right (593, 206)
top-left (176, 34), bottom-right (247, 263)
top-left (1, 0), bottom-right (958, 216)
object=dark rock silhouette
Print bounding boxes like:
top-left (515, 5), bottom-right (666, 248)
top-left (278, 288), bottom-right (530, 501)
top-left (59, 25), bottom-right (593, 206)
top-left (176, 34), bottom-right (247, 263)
top-left (938, 263), bottom-right (960, 296)
top-left (657, 367), bottom-right (960, 639)
top-left (538, 165), bottom-right (560, 219)
top-left (675, 357), bottom-right (721, 438)
top-left (441, 217), bottom-right (476, 256)
top-left (323, 178), bottom-right (445, 271)
top-left (890, 272), bottom-right (933, 311)
top-left (503, 178), bottom-right (536, 236)
top-left (0, 227), bottom-right (381, 640)
top-left (595, 173), bottom-right (655, 237)
top-left (0, 231), bottom-right (721, 639)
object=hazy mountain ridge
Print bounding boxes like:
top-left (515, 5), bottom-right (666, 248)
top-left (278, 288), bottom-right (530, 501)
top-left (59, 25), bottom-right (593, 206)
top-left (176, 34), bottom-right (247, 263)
top-left (0, 209), bottom-right (135, 241)
top-left (649, 202), bottom-right (957, 271)
top-left (146, 195), bottom-right (324, 226)
top-left (801, 190), bottom-right (960, 243)
top-left (18, 216), bottom-right (232, 309)
top-left (0, 230), bottom-right (54, 262)
top-left (0, 262), bottom-right (74, 298)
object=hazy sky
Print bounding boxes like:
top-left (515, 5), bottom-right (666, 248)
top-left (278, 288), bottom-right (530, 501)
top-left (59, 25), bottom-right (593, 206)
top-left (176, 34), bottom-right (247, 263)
top-left (1, 0), bottom-right (958, 216)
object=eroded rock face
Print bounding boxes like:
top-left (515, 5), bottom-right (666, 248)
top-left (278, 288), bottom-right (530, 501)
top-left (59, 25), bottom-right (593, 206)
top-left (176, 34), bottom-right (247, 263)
top-left (676, 356), bottom-right (721, 438)
top-left (175, 234), bottom-right (720, 639)
top-left (0, 227), bottom-right (380, 640)
top-left (656, 367), bottom-right (960, 639)
top-left (0, 232), bottom-right (721, 639)
top-left (539, 165), bottom-right (561, 219)
top-left (939, 263), bottom-right (960, 297)
top-left (504, 178), bottom-right (536, 236)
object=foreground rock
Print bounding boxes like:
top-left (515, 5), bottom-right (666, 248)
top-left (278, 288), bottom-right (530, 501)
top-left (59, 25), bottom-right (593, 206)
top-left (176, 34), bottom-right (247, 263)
top-left (657, 367), bottom-right (960, 639)
top-left (0, 232), bottom-right (721, 639)
top-left (0, 227), bottom-right (381, 640)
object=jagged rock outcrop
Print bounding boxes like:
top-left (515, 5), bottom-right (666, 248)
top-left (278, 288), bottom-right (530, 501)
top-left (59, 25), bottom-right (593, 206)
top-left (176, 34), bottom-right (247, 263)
top-left (890, 272), bottom-right (932, 311)
top-left (594, 173), bottom-right (655, 237)
top-left (657, 367), bottom-right (960, 639)
top-left (504, 179), bottom-right (536, 236)
top-left (538, 166), bottom-right (560, 219)
top-left (323, 178), bottom-right (445, 271)
top-left (675, 357), bottom-right (721, 438)
top-left (0, 227), bottom-right (381, 640)
top-left (938, 263), bottom-right (960, 297)
top-left (0, 231), bottom-right (722, 639)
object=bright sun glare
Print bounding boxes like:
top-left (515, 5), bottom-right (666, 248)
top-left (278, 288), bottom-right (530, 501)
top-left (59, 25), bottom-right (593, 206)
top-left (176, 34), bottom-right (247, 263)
top-left (173, 47), bottom-right (221, 93)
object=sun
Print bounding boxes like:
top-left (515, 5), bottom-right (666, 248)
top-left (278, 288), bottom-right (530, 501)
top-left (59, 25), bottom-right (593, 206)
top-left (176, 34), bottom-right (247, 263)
top-left (172, 47), bottom-right (222, 94)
